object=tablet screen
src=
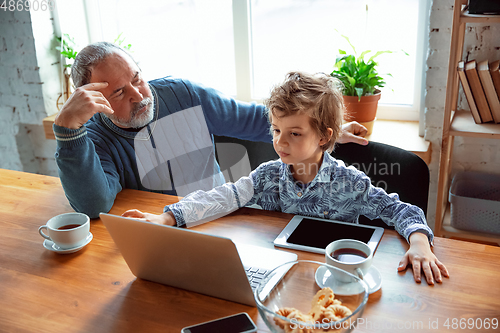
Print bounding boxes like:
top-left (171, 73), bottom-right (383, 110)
top-left (287, 218), bottom-right (375, 249)
top-left (273, 215), bottom-right (385, 254)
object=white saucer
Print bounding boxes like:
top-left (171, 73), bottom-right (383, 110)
top-left (43, 232), bottom-right (93, 254)
top-left (315, 265), bottom-right (382, 295)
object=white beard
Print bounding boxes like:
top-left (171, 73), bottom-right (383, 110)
top-left (109, 97), bottom-right (155, 128)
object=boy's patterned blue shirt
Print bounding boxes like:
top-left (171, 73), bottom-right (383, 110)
top-left (166, 153), bottom-right (433, 243)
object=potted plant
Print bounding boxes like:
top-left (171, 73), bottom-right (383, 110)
top-left (330, 35), bottom-right (391, 135)
top-left (55, 34), bottom-right (78, 109)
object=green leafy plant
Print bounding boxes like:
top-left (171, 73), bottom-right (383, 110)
top-left (114, 32), bottom-right (132, 51)
top-left (56, 34), bottom-right (78, 68)
top-left (330, 34), bottom-right (392, 100)
top-left (55, 33), bottom-right (133, 67)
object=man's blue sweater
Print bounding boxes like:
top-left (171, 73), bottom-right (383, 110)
top-left (53, 77), bottom-right (271, 218)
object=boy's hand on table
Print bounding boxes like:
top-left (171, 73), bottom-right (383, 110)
top-left (121, 209), bottom-right (177, 226)
top-left (398, 232), bottom-right (450, 285)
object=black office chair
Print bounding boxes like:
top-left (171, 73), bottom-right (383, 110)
top-left (213, 136), bottom-right (429, 229)
top-left (213, 135), bottom-right (279, 171)
top-left (331, 142), bottom-right (429, 229)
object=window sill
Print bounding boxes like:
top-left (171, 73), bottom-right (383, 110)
top-left (366, 119), bottom-right (431, 165)
top-left (43, 115), bottom-right (431, 164)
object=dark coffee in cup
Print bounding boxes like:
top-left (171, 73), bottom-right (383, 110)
top-left (39, 212), bottom-right (91, 250)
top-left (332, 248), bottom-right (368, 263)
top-left (57, 224), bottom-right (81, 230)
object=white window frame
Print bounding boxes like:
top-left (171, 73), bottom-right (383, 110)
top-left (232, 0), bottom-right (429, 131)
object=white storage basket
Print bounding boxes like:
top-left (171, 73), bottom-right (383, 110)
top-left (449, 171), bottom-right (500, 235)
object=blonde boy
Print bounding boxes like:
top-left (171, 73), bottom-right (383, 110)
top-left (124, 71), bottom-right (449, 285)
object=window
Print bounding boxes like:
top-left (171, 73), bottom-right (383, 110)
top-left (56, 0), bottom-right (428, 121)
top-left (56, 0), bottom-right (236, 95)
top-left (249, 0), bottom-right (426, 121)
top-left (86, 0), bottom-right (237, 95)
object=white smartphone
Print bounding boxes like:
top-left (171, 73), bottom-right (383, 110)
top-left (181, 312), bottom-right (257, 333)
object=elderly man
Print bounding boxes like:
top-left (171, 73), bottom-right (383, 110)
top-left (53, 42), bottom-right (367, 218)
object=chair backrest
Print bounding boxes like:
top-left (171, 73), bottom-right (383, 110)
top-left (213, 136), bottom-right (429, 229)
top-left (213, 135), bottom-right (278, 173)
top-left (331, 142), bottom-right (429, 229)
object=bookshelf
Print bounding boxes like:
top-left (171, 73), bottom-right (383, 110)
top-left (449, 110), bottom-right (500, 138)
top-left (435, 0), bottom-right (500, 244)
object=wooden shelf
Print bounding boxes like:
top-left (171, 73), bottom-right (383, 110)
top-left (441, 205), bottom-right (500, 245)
top-left (434, 0), bottom-right (500, 244)
top-left (461, 11), bottom-right (500, 23)
top-left (450, 110), bottom-right (500, 139)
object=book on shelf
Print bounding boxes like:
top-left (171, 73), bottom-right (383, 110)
top-left (457, 61), bottom-right (482, 124)
top-left (478, 60), bottom-right (500, 123)
top-left (465, 60), bottom-right (493, 123)
top-left (490, 60), bottom-right (500, 100)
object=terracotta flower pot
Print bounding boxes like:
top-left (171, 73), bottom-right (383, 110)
top-left (343, 90), bottom-right (381, 123)
top-left (342, 90), bottom-right (381, 135)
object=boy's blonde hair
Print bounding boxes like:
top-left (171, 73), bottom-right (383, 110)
top-left (264, 71), bottom-right (344, 153)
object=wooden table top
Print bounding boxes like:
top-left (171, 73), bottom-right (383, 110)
top-left (1, 168), bottom-right (499, 332)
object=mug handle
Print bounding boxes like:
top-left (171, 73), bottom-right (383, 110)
top-left (38, 225), bottom-right (51, 241)
top-left (355, 267), bottom-right (364, 280)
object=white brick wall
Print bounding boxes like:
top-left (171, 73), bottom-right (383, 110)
top-left (0, 10), bottom-right (58, 176)
top-left (425, 0), bottom-right (500, 227)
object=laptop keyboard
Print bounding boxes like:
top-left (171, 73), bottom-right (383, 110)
top-left (244, 266), bottom-right (270, 291)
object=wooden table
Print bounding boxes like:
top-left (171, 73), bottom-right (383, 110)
top-left (1, 169), bottom-right (499, 332)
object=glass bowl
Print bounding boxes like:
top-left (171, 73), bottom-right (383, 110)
top-left (254, 260), bottom-right (369, 333)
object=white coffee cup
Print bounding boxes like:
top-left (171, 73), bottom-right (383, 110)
top-left (39, 213), bottom-right (90, 249)
top-left (325, 239), bottom-right (373, 282)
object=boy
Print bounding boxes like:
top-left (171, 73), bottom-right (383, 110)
top-left (123, 71), bottom-right (449, 285)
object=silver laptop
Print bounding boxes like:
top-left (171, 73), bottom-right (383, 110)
top-left (100, 213), bottom-right (297, 306)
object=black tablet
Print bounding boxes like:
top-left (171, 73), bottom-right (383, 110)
top-left (274, 215), bottom-right (384, 254)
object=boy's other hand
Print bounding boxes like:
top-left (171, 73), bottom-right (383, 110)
top-left (398, 232), bottom-right (450, 285)
top-left (121, 209), bottom-right (177, 226)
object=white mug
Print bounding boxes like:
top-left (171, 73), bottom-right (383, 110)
top-left (39, 213), bottom-right (90, 249)
top-left (325, 239), bottom-right (373, 282)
